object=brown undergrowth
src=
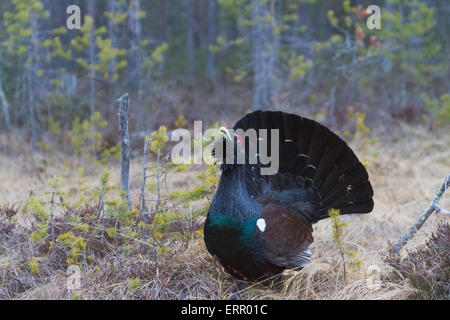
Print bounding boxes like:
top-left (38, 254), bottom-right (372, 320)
top-left (0, 119), bottom-right (449, 300)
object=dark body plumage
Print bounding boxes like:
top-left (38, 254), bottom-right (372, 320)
top-left (204, 111), bottom-right (374, 281)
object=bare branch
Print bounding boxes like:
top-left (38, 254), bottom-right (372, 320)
top-left (432, 203), bottom-right (450, 215)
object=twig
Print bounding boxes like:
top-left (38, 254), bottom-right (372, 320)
top-left (156, 147), bottom-right (162, 209)
top-left (50, 191), bottom-right (55, 242)
top-left (391, 174), bottom-right (450, 254)
top-left (140, 138), bottom-right (149, 240)
top-left (96, 189), bottom-right (105, 242)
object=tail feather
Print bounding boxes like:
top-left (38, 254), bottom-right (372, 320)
top-left (233, 111), bottom-right (374, 224)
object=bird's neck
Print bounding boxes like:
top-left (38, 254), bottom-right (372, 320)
top-left (208, 166), bottom-right (261, 222)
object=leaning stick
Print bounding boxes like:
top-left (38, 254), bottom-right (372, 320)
top-left (391, 174), bottom-right (450, 254)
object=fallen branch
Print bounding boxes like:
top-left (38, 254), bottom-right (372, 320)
top-left (391, 174), bottom-right (450, 254)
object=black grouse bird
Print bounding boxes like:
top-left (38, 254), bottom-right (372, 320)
top-left (204, 111), bottom-right (374, 281)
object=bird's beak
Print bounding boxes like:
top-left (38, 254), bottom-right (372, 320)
top-left (219, 127), bottom-right (232, 141)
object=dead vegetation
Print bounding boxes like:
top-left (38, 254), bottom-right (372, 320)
top-left (0, 120), bottom-right (449, 300)
top-left (386, 222), bottom-right (450, 299)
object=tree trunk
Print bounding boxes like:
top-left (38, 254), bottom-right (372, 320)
top-left (158, 0), bottom-right (167, 42)
top-left (251, 0), bottom-right (276, 110)
top-left (383, 0), bottom-right (393, 74)
top-left (88, 0), bottom-right (96, 119)
top-left (206, 0), bottom-right (217, 86)
top-left (106, 0), bottom-right (120, 117)
top-left (27, 67), bottom-right (37, 151)
top-left (132, 0), bottom-right (144, 130)
top-left (107, 0), bottom-right (118, 89)
top-left (186, 0), bottom-right (195, 81)
top-left (0, 65), bottom-right (10, 129)
top-left (28, 14), bottom-right (38, 151)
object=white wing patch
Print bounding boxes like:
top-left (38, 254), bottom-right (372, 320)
top-left (256, 218), bottom-right (266, 232)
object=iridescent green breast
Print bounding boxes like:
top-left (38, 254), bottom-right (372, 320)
top-left (204, 215), bottom-right (258, 258)
top-left (204, 214), bottom-right (287, 281)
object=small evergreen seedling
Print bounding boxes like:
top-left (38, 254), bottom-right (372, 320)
top-left (328, 208), bottom-right (348, 280)
top-left (328, 208), bottom-right (362, 281)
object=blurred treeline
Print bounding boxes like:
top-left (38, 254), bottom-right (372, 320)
top-left (0, 0), bottom-right (449, 150)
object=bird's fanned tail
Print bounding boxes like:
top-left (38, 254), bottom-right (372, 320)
top-left (233, 110), bottom-right (374, 224)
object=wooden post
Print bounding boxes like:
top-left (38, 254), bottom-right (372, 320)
top-left (391, 175), bottom-right (450, 254)
top-left (118, 93), bottom-right (131, 209)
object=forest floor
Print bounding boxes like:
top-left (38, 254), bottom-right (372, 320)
top-left (0, 120), bottom-right (449, 300)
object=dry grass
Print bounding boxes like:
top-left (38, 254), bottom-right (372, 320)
top-left (0, 121), bottom-right (449, 300)
top-left (385, 222), bottom-right (450, 299)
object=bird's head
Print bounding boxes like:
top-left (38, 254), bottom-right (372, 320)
top-left (211, 127), bottom-right (245, 167)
